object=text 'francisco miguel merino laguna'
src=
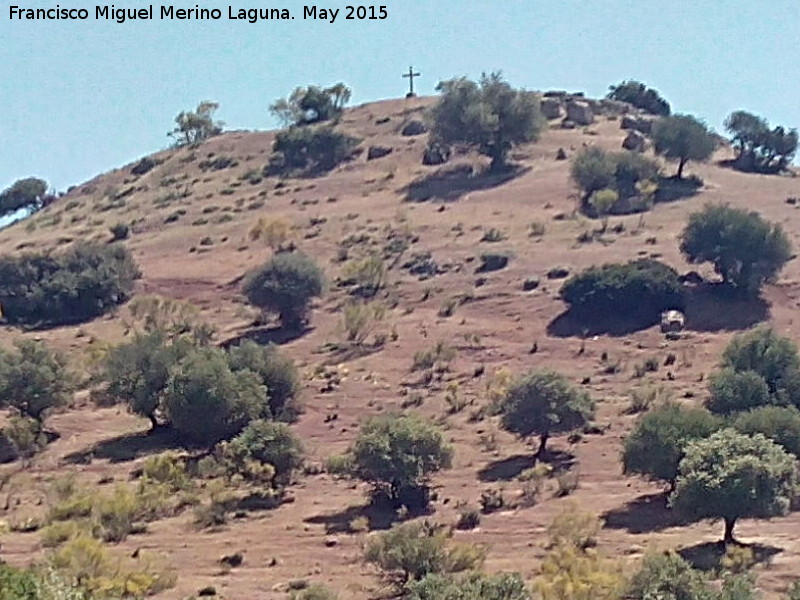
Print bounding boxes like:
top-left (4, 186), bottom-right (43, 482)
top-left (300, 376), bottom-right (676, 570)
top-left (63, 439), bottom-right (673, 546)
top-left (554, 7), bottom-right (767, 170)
top-left (8, 5), bottom-right (389, 23)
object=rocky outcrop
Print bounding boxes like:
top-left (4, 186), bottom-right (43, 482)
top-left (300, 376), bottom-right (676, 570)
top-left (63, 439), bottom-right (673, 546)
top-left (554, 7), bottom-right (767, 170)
top-left (401, 120), bottom-right (427, 136)
top-left (565, 100), bottom-right (594, 126)
top-left (367, 145), bottom-right (393, 160)
top-left (623, 130), bottom-right (647, 152)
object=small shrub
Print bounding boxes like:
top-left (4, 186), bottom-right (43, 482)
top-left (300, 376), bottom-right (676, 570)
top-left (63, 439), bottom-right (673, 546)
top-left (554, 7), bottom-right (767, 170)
top-left (477, 252), bottom-right (510, 272)
top-left (627, 385), bottom-right (669, 414)
top-left (481, 228), bottom-right (506, 242)
top-left (546, 504), bottom-right (600, 549)
top-left (291, 584), bottom-right (340, 600)
top-left (720, 545), bottom-right (755, 574)
top-left (480, 489), bottom-right (505, 514)
top-left (412, 341), bottom-right (457, 372)
top-left (269, 125), bottom-right (360, 176)
top-left (555, 470), bottom-right (580, 497)
top-left (3, 415), bottom-right (47, 458)
top-left (325, 454), bottom-right (353, 477)
top-left (341, 301), bottom-right (386, 345)
top-left (109, 222), bottom-right (130, 240)
top-left (348, 516), bottom-right (370, 533)
top-left (455, 508), bottom-right (481, 530)
top-left (529, 222), bottom-right (546, 237)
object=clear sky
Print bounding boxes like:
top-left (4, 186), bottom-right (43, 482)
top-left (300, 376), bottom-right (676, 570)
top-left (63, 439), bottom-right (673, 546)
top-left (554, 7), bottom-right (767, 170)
top-left (2, 0), bottom-right (800, 192)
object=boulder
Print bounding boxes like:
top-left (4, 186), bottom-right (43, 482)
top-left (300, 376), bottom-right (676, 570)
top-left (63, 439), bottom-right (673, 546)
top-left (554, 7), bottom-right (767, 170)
top-left (367, 145), bottom-right (393, 160)
top-left (401, 120), bottom-right (427, 136)
top-left (561, 120), bottom-right (577, 130)
top-left (546, 267), bottom-right (570, 280)
top-left (660, 310), bottom-right (686, 334)
top-left (565, 100), bottom-right (594, 125)
top-left (540, 98), bottom-right (563, 120)
top-left (621, 115), bottom-right (654, 134)
top-left (622, 130), bottom-right (647, 152)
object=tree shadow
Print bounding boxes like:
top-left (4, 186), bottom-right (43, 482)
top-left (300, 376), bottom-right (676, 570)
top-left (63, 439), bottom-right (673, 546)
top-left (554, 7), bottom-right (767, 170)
top-left (477, 450), bottom-right (575, 483)
top-left (304, 501), bottom-right (405, 534)
top-left (602, 492), bottom-right (691, 534)
top-left (404, 164), bottom-right (529, 202)
top-left (62, 426), bottom-right (185, 465)
top-left (683, 283), bottom-right (769, 332)
top-left (678, 540), bottom-right (782, 572)
top-left (220, 324), bottom-right (310, 349)
top-left (654, 175), bottom-right (703, 203)
top-left (547, 310), bottom-right (656, 338)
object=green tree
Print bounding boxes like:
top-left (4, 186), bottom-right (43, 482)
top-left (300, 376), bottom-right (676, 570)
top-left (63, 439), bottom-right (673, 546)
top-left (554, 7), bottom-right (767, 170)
top-left (570, 147), bottom-right (616, 197)
top-left (670, 429), bottom-right (798, 543)
top-left (622, 403), bottom-right (722, 490)
top-left (408, 573), bottom-right (530, 600)
top-left (0, 340), bottom-right (75, 422)
top-left (680, 204), bottom-right (792, 295)
top-left (100, 330), bottom-right (194, 429)
top-left (351, 414), bottom-right (453, 504)
top-left (589, 188), bottom-right (618, 230)
top-left (168, 101), bottom-right (223, 147)
top-left (161, 347), bottom-right (267, 446)
top-left (721, 327), bottom-right (800, 394)
top-left (733, 406), bottom-right (800, 458)
top-left (269, 125), bottom-right (360, 175)
top-left (221, 419), bottom-right (304, 485)
top-left (242, 252), bottom-right (325, 330)
top-left (570, 147), bottom-right (660, 202)
top-left (270, 83), bottom-right (351, 126)
top-left (627, 551), bottom-right (713, 600)
top-left (652, 114), bottom-right (717, 178)
top-left (0, 177), bottom-right (50, 217)
top-left (725, 110), bottom-right (798, 173)
top-left (499, 371), bottom-right (595, 457)
top-left (607, 80), bottom-right (671, 116)
top-left (706, 369), bottom-right (771, 415)
top-left (226, 341), bottom-right (300, 421)
top-left (429, 72), bottom-right (545, 172)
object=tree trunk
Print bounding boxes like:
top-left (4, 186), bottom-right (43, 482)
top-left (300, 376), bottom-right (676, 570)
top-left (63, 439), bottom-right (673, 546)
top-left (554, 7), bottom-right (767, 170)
top-left (489, 150), bottom-right (506, 173)
top-left (536, 433), bottom-right (549, 458)
top-left (723, 517), bottom-right (737, 544)
top-left (677, 157), bottom-right (687, 179)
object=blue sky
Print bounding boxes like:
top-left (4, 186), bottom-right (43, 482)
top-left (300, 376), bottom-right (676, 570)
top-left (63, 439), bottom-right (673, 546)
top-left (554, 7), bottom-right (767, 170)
top-left (2, 0), bottom-right (800, 192)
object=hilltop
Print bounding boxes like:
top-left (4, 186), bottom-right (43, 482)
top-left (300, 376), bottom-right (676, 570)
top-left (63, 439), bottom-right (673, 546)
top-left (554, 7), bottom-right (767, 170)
top-left (1, 93), bottom-right (800, 599)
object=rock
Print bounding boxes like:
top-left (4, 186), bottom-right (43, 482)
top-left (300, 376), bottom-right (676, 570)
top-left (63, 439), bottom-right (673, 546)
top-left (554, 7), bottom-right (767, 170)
top-left (565, 100), bottom-right (594, 126)
top-left (219, 552), bottom-right (244, 568)
top-left (546, 267), bottom-right (570, 279)
top-left (561, 120), bottom-right (576, 130)
top-left (680, 271), bottom-right (704, 285)
top-left (621, 115), bottom-right (654, 134)
top-left (540, 97), bottom-right (563, 120)
top-left (555, 147), bottom-right (569, 160)
top-left (620, 114), bottom-right (639, 130)
top-left (422, 143), bottom-right (450, 165)
top-left (401, 120), bottom-right (427, 136)
top-left (660, 310), bottom-right (686, 334)
top-left (375, 116), bottom-right (391, 125)
top-left (522, 277), bottom-right (540, 291)
top-left (622, 130), bottom-right (647, 152)
top-left (324, 536), bottom-right (339, 547)
top-left (367, 145), bottom-right (393, 160)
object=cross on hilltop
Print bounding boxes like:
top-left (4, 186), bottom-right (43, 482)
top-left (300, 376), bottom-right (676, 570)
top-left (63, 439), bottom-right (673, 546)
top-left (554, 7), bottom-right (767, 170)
top-left (403, 67), bottom-right (420, 98)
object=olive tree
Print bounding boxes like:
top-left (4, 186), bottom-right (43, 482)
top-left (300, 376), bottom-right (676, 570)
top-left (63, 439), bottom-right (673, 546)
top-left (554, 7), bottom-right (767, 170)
top-left (429, 72), bottom-right (545, 172)
top-left (351, 414), bottom-right (452, 506)
top-left (670, 429), bottom-right (798, 543)
top-left (651, 114), bottom-right (717, 178)
top-left (733, 406), bottom-right (800, 458)
top-left (680, 204), bottom-right (792, 295)
top-left (622, 403), bottom-right (721, 490)
top-left (270, 83), bottom-right (352, 126)
top-left (0, 177), bottom-right (50, 217)
top-left (168, 101), bottom-right (223, 147)
top-left (607, 80), bottom-right (671, 116)
top-left (242, 252), bottom-right (325, 330)
top-left (499, 370), bottom-right (595, 457)
top-left (221, 419), bottom-right (304, 485)
top-left (725, 110), bottom-right (798, 173)
top-left (720, 327), bottom-right (800, 394)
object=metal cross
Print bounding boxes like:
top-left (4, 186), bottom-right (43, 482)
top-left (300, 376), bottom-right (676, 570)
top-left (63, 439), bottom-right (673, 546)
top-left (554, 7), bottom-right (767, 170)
top-left (403, 66), bottom-right (421, 98)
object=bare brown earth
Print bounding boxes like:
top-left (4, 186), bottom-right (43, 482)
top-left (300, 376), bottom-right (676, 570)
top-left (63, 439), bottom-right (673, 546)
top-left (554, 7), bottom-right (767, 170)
top-left (2, 96), bottom-right (800, 599)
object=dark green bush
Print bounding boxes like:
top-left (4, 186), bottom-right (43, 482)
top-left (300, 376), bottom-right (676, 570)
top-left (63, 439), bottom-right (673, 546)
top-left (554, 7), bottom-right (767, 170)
top-left (0, 177), bottom-right (49, 217)
top-left (607, 80), bottom-right (671, 116)
top-left (571, 147), bottom-right (660, 210)
top-left (242, 252), bottom-right (325, 329)
top-left (0, 242), bottom-right (140, 327)
top-left (721, 327), bottom-right (800, 394)
top-left (733, 405), bottom-right (800, 458)
top-left (408, 572), bottom-right (530, 600)
top-left (226, 341), bottom-right (300, 421)
top-left (268, 126), bottom-right (360, 175)
top-left (221, 419), bottom-right (304, 485)
top-left (559, 259), bottom-right (683, 323)
top-left (707, 369), bottom-right (771, 415)
top-left (110, 222), bottom-right (130, 240)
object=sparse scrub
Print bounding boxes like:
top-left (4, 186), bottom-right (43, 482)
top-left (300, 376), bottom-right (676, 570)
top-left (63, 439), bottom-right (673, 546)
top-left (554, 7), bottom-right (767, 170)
top-left (412, 341), bottom-right (457, 372)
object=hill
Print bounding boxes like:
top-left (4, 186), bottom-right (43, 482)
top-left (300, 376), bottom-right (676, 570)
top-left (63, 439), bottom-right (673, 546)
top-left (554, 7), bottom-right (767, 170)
top-left (1, 94), bottom-right (800, 599)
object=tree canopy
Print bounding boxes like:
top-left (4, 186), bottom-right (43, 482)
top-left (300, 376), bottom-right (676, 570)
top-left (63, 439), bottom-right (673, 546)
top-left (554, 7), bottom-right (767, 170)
top-left (270, 83), bottom-right (351, 126)
top-left (680, 204), bottom-right (792, 295)
top-left (269, 125), bottom-right (360, 175)
top-left (725, 110), bottom-right (798, 173)
top-left (651, 114), bottom-right (717, 178)
top-left (670, 428), bottom-right (798, 543)
top-left (607, 80), bottom-right (671, 116)
top-left (168, 101), bottom-right (223, 147)
top-left (499, 370), bottom-right (595, 457)
top-left (429, 72), bottom-right (545, 172)
top-left (0, 177), bottom-right (51, 217)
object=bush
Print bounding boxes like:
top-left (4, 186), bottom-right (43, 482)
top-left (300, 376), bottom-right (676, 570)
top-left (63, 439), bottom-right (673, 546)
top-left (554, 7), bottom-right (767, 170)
top-left (627, 551), bottom-right (711, 600)
top-left (100, 331), bottom-right (195, 428)
top-left (429, 73), bottom-right (545, 172)
top-left (226, 341), bottom-right (300, 421)
top-left (0, 340), bottom-right (75, 421)
top-left (109, 222), bottom-right (130, 241)
top-left (219, 419), bottom-right (304, 485)
top-left (622, 402), bottom-right (722, 488)
top-left (680, 204), bottom-right (792, 295)
top-left (168, 101), bottom-right (223, 147)
top-left (0, 177), bottom-right (50, 217)
top-left (546, 504), bottom-right (601, 550)
top-left (477, 252), bottom-right (510, 272)
top-left (351, 414), bottom-right (452, 505)
top-left (707, 369), bottom-right (771, 415)
top-left (408, 572), bottom-right (531, 600)
top-left (291, 584), bottom-right (340, 600)
top-left (242, 252), bottom-right (325, 330)
top-left (4, 415), bottom-right (48, 459)
top-left (560, 259), bottom-right (683, 324)
top-left (161, 347), bottom-right (267, 446)
top-left (725, 110), bottom-right (798, 173)
top-left (733, 406), bottom-right (800, 458)
top-left (270, 83), bottom-right (351, 126)
top-left (652, 114), bottom-right (717, 178)
top-left (341, 301), bottom-right (386, 345)
top-left (499, 370), bottom-right (595, 457)
top-left (670, 429), bottom-right (798, 543)
top-left (455, 508), bottom-right (481, 530)
top-left (607, 80), bottom-right (671, 116)
top-left (571, 147), bottom-right (660, 208)
top-left (570, 147), bottom-right (616, 197)
top-left (269, 125), bottom-right (360, 175)
top-left (720, 327), bottom-right (800, 395)
top-left (0, 242), bottom-right (140, 327)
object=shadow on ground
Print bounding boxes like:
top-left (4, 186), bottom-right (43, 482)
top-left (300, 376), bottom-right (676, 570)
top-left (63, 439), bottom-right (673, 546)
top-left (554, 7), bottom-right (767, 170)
top-left (679, 540), bottom-right (782, 571)
top-left (683, 283), bottom-right (769, 332)
top-left (602, 492), bottom-right (691, 534)
top-left (477, 450), bottom-right (576, 483)
top-left (547, 310), bottom-right (654, 338)
top-left (304, 502), bottom-right (408, 534)
top-left (63, 426), bottom-right (185, 464)
top-left (221, 324), bottom-right (311, 348)
top-left (404, 164), bottom-right (529, 202)
top-left (654, 175), bottom-right (703, 203)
